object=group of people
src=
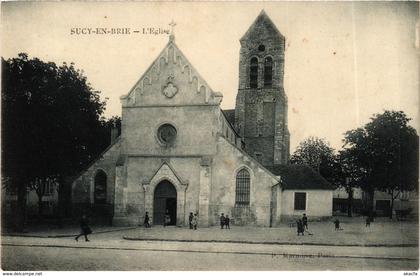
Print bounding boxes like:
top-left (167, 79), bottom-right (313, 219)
top-left (296, 213), bottom-right (309, 236)
top-left (219, 213), bottom-right (231, 229)
top-left (188, 212), bottom-right (199, 230)
top-left (75, 212), bottom-right (375, 242)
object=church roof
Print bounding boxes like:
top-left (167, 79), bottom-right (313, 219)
top-left (267, 164), bottom-right (334, 190)
top-left (222, 109), bottom-right (235, 127)
top-left (240, 10), bottom-right (284, 42)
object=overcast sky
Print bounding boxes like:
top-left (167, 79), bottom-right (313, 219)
top-left (2, 2), bottom-right (418, 151)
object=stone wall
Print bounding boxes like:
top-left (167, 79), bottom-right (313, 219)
top-left (235, 11), bottom-right (290, 167)
top-left (210, 136), bottom-right (280, 227)
top-left (280, 189), bottom-right (333, 221)
top-left (71, 139), bottom-right (121, 219)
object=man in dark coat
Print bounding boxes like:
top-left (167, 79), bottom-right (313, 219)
top-left (220, 213), bottom-right (225, 229)
top-left (365, 216), bottom-right (371, 227)
top-left (189, 212), bottom-right (194, 229)
top-left (296, 219), bottom-right (304, 236)
top-left (75, 214), bottom-right (92, 242)
top-left (144, 212), bottom-right (150, 228)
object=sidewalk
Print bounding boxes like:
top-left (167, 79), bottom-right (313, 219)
top-left (124, 218), bottom-right (418, 247)
top-left (3, 217), bottom-right (418, 247)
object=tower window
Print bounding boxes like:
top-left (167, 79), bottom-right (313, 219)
top-left (264, 57), bottom-right (273, 87)
top-left (258, 44), bottom-right (265, 52)
top-left (250, 57), bottom-right (258, 88)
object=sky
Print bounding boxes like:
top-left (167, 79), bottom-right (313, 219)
top-left (1, 2), bottom-right (419, 152)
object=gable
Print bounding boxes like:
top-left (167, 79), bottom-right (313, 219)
top-left (145, 162), bottom-right (188, 187)
top-left (120, 39), bottom-right (223, 107)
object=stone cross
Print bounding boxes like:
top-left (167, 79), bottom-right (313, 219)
top-left (169, 20), bottom-right (176, 35)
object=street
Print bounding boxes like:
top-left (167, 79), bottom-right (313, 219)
top-left (1, 231), bottom-right (418, 271)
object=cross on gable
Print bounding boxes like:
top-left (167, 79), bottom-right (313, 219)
top-left (169, 20), bottom-right (176, 35)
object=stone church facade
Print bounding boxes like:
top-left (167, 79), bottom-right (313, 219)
top-left (71, 11), bottom-right (333, 227)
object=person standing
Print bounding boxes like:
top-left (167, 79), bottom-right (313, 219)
top-left (164, 210), bottom-right (171, 227)
top-left (365, 216), bottom-right (371, 227)
top-left (302, 214), bottom-right (308, 230)
top-left (144, 212), bottom-right (150, 228)
top-left (189, 212), bottom-right (194, 229)
top-left (296, 219), bottom-right (304, 236)
top-left (192, 213), bottom-right (198, 230)
top-left (334, 218), bottom-right (341, 231)
top-left (75, 214), bottom-right (92, 242)
top-left (220, 213), bottom-right (226, 229)
top-left (225, 215), bottom-right (230, 229)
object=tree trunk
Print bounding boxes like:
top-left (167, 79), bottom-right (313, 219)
top-left (369, 189), bottom-right (375, 220)
top-left (347, 188), bottom-right (353, 217)
top-left (57, 175), bottom-right (67, 228)
top-left (390, 196), bottom-right (394, 219)
top-left (38, 195), bottom-right (43, 218)
top-left (15, 179), bottom-right (27, 232)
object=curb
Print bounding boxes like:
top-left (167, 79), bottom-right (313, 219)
top-left (122, 236), bottom-right (419, 248)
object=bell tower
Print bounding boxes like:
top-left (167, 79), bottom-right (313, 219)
top-left (235, 10), bottom-right (290, 166)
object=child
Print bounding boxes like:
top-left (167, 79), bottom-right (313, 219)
top-left (365, 216), bottom-right (371, 227)
top-left (225, 215), bottom-right (230, 229)
top-left (192, 213), bottom-right (198, 230)
top-left (334, 218), bottom-right (341, 231)
top-left (302, 213), bottom-right (308, 230)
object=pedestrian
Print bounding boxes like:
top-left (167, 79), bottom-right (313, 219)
top-left (296, 219), bottom-right (304, 236)
top-left (189, 212), bottom-right (194, 229)
top-left (75, 214), bottom-right (92, 242)
top-left (144, 212), bottom-right (150, 228)
top-left (334, 218), bottom-right (341, 231)
top-left (192, 213), bottom-right (198, 230)
top-left (220, 213), bottom-right (225, 229)
top-left (365, 216), bottom-right (371, 227)
top-left (225, 215), bottom-right (230, 229)
top-left (302, 213), bottom-right (308, 230)
top-left (163, 210), bottom-right (171, 227)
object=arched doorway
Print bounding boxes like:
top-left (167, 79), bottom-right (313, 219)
top-left (153, 180), bottom-right (177, 225)
top-left (94, 170), bottom-right (107, 204)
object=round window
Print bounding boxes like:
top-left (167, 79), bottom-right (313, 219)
top-left (157, 124), bottom-right (177, 145)
top-left (258, 44), bottom-right (265, 52)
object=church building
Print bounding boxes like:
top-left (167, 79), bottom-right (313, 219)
top-left (71, 11), bottom-right (333, 227)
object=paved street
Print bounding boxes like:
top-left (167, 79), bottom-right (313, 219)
top-left (2, 221), bottom-right (418, 271)
top-left (2, 243), bottom-right (418, 271)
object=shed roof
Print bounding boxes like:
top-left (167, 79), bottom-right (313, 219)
top-left (267, 164), bottom-right (334, 190)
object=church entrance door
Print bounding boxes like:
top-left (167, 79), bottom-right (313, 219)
top-left (153, 180), bottom-right (177, 225)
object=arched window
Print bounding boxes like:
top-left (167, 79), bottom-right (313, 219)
top-left (235, 168), bottom-right (250, 205)
top-left (264, 57), bottom-right (273, 87)
top-left (249, 57), bottom-right (258, 88)
top-left (94, 170), bottom-right (107, 204)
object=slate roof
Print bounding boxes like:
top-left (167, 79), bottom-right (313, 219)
top-left (222, 109), bottom-right (235, 127)
top-left (267, 164), bottom-right (334, 190)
